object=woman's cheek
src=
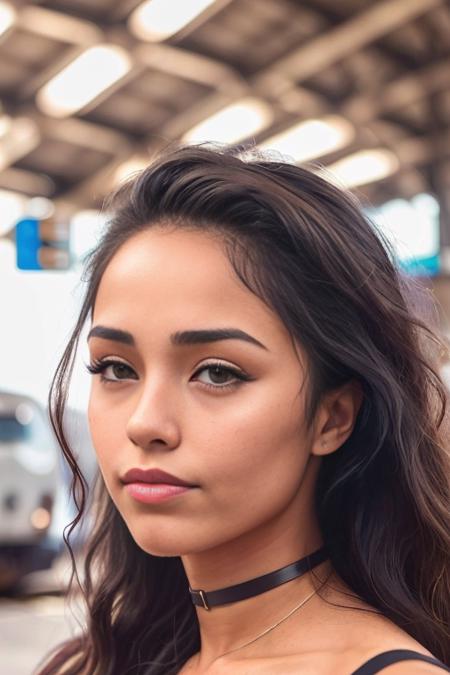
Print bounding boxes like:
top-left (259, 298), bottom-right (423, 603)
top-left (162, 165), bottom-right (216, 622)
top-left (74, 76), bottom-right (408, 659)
top-left (88, 406), bottom-right (119, 477)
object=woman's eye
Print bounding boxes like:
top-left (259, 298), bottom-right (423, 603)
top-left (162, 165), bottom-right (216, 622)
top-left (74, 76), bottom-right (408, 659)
top-left (193, 363), bottom-right (250, 390)
top-left (86, 359), bottom-right (251, 390)
top-left (86, 359), bottom-right (137, 383)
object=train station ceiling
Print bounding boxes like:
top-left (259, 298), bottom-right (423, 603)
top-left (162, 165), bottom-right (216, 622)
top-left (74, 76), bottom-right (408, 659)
top-left (0, 0), bottom-right (449, 211)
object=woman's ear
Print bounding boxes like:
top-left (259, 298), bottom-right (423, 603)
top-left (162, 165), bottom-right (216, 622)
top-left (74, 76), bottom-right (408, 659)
top-left (311, 379), bottom-right (364, 457)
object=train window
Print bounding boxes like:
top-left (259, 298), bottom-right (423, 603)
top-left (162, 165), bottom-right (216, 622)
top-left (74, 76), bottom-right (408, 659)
top-left (0, 416), bottom-right (33, 442)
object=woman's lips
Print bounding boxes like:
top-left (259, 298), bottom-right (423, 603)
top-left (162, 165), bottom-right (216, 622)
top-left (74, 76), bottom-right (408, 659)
top-left (121, 467), bottom-right (195, 487)
top-left (124, 482), bottom-right (194, 504)
top-left (121, 467), bottom-right (197, 504)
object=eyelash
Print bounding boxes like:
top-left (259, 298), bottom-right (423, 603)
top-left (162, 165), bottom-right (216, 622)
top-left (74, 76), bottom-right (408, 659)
top-left (85, 358), bottom-right (252, 392)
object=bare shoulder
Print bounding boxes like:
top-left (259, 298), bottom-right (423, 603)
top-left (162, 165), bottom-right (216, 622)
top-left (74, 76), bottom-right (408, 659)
top-left (294, 591), bottom-right (443, 675)
top-left (369, 665), bottom-right (449, 675)
top-left (332, 635), bottom-right (444, 675)
top-left (309, 580), bottom-right (443, 668)
top-left (223, 651), bottom-right (447, 675)
top-left (328, 620), bottom-right (441, 675)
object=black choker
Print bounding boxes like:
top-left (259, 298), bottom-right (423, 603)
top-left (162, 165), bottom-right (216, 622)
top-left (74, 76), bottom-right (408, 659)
top-left (189, 545), bottom-right (328, 610)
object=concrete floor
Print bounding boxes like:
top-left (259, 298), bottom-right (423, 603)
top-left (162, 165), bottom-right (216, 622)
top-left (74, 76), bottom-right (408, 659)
top-left (0, 553), bottom-right (82, 675)
top-left (0, 594), bottom-right (76, 675)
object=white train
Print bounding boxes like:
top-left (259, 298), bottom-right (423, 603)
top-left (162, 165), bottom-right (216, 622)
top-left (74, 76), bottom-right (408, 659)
top-left (0, 390), bottom-right (64, 590)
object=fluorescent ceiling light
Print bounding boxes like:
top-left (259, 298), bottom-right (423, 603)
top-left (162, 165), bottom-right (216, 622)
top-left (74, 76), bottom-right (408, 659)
top-left (0, 2), bottom-right (15, 37)
top-left (182, 97), bottom-right (273, 145)
top-left (36, 45), bottom-right (132, 118)
top-left (259, 116), bottom-right (354, 163)
top-left (0, 115), bottom-right (12, 138)
top-left (323, 149), bottom-right (399, 188)
top-left (0, 117), bottom-right (40, 171)
top-left (129, 0), bottom-right (216, 41)
top-left (27, 197), bottom-right (55, 220)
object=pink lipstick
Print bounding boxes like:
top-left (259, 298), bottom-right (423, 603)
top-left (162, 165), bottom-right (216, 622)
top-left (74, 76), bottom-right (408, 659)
top-left (121, 467), bottom-right (197, 504)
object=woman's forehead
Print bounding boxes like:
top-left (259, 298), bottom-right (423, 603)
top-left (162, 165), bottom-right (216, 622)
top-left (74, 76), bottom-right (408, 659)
top-left (101, 228), bottom-right (233, 285)
top-left (92, 228), bottom-right (296, 354)
top-left (95, 228), bottom-right (252, 311)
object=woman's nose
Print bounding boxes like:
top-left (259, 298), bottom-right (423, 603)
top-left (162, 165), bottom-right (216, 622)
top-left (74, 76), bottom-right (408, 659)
top-left (125, 383), bottom-right (181, 451)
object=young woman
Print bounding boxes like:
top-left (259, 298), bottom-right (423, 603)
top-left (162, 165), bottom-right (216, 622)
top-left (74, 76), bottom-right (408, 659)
top-left (38, 145), bottom-right (449, 674)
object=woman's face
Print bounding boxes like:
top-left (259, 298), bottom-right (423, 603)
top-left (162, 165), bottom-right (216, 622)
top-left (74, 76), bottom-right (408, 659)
top-left (88, 226), bottom-right (318, 557)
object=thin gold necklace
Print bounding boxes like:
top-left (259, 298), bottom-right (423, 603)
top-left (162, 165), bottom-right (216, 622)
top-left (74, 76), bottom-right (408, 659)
top-left (213, 585), bottom-right (318, 659)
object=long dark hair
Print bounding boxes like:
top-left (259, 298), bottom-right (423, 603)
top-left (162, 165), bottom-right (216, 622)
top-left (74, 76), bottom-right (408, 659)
top-left (38, 144), bottom-right (450, 674)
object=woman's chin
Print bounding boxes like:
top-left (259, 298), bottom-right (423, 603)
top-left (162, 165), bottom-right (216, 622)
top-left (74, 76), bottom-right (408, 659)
top-left (131, 531), bottom-right (202, 558)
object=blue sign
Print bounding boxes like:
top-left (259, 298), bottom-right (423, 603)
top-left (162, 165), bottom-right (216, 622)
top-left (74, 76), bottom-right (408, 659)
top-left (15, 217), bottom-right (70, 270)
top-left (16, 218), bottom-right (41, 270)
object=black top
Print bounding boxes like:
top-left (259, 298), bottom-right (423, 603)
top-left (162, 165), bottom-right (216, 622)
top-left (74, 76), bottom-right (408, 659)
top-left (350, 650), bottom-right (450, 674)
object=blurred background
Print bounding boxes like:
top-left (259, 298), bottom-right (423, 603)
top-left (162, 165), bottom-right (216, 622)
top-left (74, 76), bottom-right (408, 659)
top-left (1, 0), bottom-right (450, 672)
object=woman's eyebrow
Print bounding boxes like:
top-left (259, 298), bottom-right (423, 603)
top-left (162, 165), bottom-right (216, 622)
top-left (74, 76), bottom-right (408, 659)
top-left (172, 328), bottom-right (268, 350)
top-left (87, 326), bottom-right (268, 350)
top-left (87, 326), bottom-right (135, 345)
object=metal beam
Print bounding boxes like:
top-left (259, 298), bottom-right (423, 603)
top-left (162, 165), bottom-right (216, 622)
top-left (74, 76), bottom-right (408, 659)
top-left (343, 58), bottom-right (450, 123)
top-left (133, 43), bottom-right (246, 92)
top-left (253, 0), bottom-right (444, 93)
top-left (297, 0), bottom-right (426, 72)
top-left (40, 0), bottom-right (448, 207)
top-left (36, 114), bottom-right (132, 155)
top-left (16, 6), bottom-right (102, 45)
top-left (0, 167), bottom-right (55, 196)
top-left (62, 0), bottom-right (235, 37)
top-left (1, 102), bottom-right (131, 155)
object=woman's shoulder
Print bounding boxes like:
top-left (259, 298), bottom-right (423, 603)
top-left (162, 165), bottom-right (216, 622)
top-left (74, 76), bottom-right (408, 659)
top-left (301, 581), bottom-right (447, 673)
top-left (340, 642), bottom-right (442, 675)
top-left (353, 653), bottom-right (449, 674)
top-left (221, 615), bottom-right (444, 675)
top-left (248, 644), bottom-right (447, 675)
top-left (281, 596), bottom-right (446, 675)
top-left (223, 648), bottom-right (447, 675)
top-left (316, 613), bottom-right (446, 675)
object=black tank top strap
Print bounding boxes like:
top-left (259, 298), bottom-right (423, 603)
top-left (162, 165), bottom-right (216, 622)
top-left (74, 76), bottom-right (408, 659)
top-left (350, 649), bottom-right (450, 674)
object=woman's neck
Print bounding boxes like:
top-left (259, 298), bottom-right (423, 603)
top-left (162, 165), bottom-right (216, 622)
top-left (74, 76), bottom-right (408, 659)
top-left (184, 559), bottom-right (333, 669)
top-left (181, 498), bottom-right (327, 666)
